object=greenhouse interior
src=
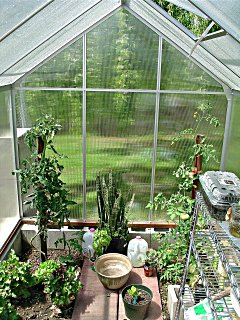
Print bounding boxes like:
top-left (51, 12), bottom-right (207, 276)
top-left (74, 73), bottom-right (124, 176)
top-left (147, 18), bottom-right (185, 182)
top-left (0, 0), bottom-right (240, 318)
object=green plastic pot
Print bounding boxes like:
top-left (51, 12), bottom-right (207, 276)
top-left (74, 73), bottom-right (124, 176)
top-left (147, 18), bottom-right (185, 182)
top-left (122, 284), bottom-right (153, 320)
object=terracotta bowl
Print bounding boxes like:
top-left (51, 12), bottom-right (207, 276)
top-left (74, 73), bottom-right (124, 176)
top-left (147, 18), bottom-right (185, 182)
top-left (94, 253), bottom-right (132, 289)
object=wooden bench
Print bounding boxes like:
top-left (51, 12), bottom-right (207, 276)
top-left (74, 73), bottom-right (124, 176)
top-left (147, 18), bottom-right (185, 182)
top-left (72, 259), bottom-right (162, 320)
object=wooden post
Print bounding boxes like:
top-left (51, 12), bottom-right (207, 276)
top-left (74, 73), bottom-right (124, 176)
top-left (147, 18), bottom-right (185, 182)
top-left (191, 134), bottom-right (204, 199)
top-left (37, 137), bottom-right (47, 262)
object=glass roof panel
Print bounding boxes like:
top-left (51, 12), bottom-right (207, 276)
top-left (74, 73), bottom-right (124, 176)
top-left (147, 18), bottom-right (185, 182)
top-left (0, 0), bottom-right (50, 39)
top-left (87, 9), bottom-right (159, 90)
top-left (161, 40), bottom-right (223, 91)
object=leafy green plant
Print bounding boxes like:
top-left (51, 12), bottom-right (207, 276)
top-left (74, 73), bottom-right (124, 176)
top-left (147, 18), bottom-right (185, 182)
top-left (147, 102), bottom-right (220, 222)
top-left (0, 250), bottom-right (35, 300)
top-left (55, 230), bottom-right (84, 265)
top-left (127, 286), bottom-right (141, 305)
top-left (92, 227), bottom-right (112, 256)
top-left (14, 114), bottom-right (76, 261)
top-left (0, 297), bottom-right (19, 320)
top-left (145, 249), bottom-right (159, 268)
top-left (34, 260), bottom-right (82, 306)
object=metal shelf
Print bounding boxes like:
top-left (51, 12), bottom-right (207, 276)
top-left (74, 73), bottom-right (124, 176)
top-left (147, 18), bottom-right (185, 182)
top-left (174, 191), bottom-right (240, 320)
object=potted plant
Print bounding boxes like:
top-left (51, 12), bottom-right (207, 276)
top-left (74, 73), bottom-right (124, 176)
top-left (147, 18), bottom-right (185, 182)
top-left (121, 284), bottom-right (153, 320)
top-left (93, 171), bottom-right (134, 256)
top-left (143, 248), bottom-right (159, 277)
top-left (14, 114), bottom-right (76, 261)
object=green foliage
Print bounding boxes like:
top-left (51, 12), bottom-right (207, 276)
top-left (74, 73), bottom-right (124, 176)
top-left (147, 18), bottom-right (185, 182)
top-left (127, 286), bottom-right (140, 304)
top-left (153, 0), bottom-right (220, 36)
top-left (94, 171), bottom-right (134, 255)
top-left (14, 114), bottom-right (76, 245)
top-left (0, 250), bottom-right (35, 300)
top-left (96, 171), bottom-right (134, 238)
top-left (0, 297), bottom-right (19, 320)
top-left (92, 227), bottom-right (112, 256)
top-left (55, 231), bottom-right (84, 265)
top-left (147, 101), bottom-right (220, 222)
top-left (34, 260), bottom-right (82, 306)
top-left (153, 221), bottom-right (197, 283)
top-left (145, 249), bottom-right (159, 268)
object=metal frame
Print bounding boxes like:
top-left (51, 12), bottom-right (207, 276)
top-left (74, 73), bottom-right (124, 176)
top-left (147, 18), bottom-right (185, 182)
top-left (9, 1), bottom-right (235, 222)
top-left (149, 36), bottom-right (162, 221)
top-left (220, 89), bottom-right (233, 170)
top-left (82, 33), bottom-right (87, 221)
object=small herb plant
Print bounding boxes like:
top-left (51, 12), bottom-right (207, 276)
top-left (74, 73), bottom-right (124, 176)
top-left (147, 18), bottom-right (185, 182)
top-left (145, 249), bottom-right (159, 268)
top-left (127, 286), bottom-right (141, 305)
top-left (34, 260), bottom-right (82, 306)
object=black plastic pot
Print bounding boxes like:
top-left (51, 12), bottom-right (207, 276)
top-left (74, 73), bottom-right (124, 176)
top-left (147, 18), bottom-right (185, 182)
top-left (121, 284), bottom-right (153, 320)
top-left (104, 237), bottom-right (128, 255)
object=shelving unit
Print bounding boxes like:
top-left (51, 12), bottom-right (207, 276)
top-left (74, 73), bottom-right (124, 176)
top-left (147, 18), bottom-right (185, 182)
top-left (174, 192), bottom-right (240, 319)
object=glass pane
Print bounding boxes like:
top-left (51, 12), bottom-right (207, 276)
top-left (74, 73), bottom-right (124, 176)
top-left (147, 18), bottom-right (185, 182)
top-left (15, 90), bottom-right (83, 218)
top-left (86, 92), bottom-right (156, 221)
top-left (161, 40), bottom-right (224, 92)
top-left (24, 38), bottom-right (83, 88)
top-left (87, 9), bottom-right (159, 89)
top-left (0, 89), bottom-right (19, 247)
top-left (225, 95), bottom-right (240, 177)
top-left (153, 93), bottom-right (227, 221)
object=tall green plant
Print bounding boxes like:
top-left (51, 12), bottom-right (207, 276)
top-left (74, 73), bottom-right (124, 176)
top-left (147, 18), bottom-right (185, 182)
top-left (147, 102), bottom-right (220, 222)
top-left (96, 171), bottom-right (134, 238)
top-left (15, 114), bottom-right (76, 261)
top-left (93, 171), bottom-right (134, 256)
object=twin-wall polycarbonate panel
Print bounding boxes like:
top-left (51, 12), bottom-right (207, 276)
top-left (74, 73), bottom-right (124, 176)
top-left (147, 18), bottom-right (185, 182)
top-left (24, 39), bottom-right (83, 88)
top-left (202, 35), bottom-right (240, 78)
top-left (87, 10), bottom-right (159, 90)
top-left (152, 93), bottom-right (227, 221)
top-left (86, 92), bottom-right (155, 221)
top-left (190, 0), bottom-right (240, 42)
top-left (0, 0), bottom-right (50, 39)
top-left (225, 95), bottom-right (240, 177)
top-left (0, 89), bottom-right (19, 246)
top-left (161, 40), bottom-right (223, 91)
top-left (15, 9), bottom-right (227, 221)
top-left (15, 90), bottom-right (83, 219)
top-left (0, 0), bottom-right (120, 86)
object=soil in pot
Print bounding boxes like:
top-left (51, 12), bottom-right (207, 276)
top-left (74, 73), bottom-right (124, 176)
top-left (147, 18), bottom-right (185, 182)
top-left (122, 284), bottom-right (153, 320)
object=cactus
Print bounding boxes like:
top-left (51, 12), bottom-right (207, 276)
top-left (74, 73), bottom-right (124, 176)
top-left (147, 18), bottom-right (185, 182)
top-left (96, 171), bottom-right (134, 239)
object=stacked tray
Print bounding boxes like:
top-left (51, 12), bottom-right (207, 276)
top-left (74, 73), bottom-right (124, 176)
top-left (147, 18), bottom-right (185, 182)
top-left (199, 171), bottom-right (240, 221)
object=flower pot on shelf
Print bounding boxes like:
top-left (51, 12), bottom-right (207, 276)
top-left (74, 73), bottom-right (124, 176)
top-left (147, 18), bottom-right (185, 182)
top-left (121, 284), bottom-right (153, 320)
top-left (143, 262), bottom-right (155, 277)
